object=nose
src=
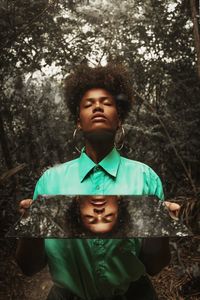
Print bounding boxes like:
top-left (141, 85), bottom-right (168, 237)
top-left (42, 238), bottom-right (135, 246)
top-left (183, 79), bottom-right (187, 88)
top-left (93, 101), bottom-right (104, 112)
top-left (94, 208), bottom-right (105, 214)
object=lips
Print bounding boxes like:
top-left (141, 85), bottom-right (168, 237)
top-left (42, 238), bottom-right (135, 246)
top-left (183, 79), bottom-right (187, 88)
top-left (91, 200), bottom-right (106, 207)
top-left (91, 113), bottom-right (107, 121)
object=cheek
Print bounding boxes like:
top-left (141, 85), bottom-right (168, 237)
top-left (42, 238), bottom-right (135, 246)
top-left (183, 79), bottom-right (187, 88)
top-left (112, 111), bottom-right (121, 126)
top-left (78, 110), bottom-right (90, 126)
top-left (110, 204), bottom-right (119, 214)
top-left (80, 205), bottom-right (92, 215)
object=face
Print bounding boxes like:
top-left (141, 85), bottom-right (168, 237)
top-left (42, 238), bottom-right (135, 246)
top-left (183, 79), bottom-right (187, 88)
top-left (77, 88), bottom-right (121, 136)
top-left (79, 196), bottom-right (119, 233)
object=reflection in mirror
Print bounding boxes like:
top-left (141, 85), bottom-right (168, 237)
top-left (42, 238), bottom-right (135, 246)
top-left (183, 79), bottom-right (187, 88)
top-left (6, 195), bottom-right (192, 238)
top-left (67, 195), bottom-right (130, 236)
top-left (80, 196), bottom-right (120, 233)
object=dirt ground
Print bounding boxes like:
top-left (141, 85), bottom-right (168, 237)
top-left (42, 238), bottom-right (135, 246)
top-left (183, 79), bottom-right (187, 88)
top-left (1, 256), bottom-right (53, 300)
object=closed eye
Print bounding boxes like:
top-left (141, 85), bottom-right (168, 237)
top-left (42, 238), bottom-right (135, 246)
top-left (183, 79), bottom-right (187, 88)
top-left (84, 101), bottom-right (92, 108)
top-left (104, 213), bottom-right (114, 222)
top-left (103, 101), bottom-right (112, 106)
top-left (102, 97), bottom-right (114, 106)
top-left (84, 215), bottom-right (95, 223)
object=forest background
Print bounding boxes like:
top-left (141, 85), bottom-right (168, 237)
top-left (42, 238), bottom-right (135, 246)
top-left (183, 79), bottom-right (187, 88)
top-left (0, 0), bottom-right (200, 299)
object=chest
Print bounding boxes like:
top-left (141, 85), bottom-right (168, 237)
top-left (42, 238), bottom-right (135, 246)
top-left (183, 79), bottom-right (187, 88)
top-left (45, 167), bottom-right (148, 195)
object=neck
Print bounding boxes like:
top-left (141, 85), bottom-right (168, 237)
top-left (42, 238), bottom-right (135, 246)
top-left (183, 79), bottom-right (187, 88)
top-left (85, 139), bottom-right (114, 163)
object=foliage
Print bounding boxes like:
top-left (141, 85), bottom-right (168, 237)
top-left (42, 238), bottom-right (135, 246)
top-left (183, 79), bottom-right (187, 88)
top-left (0, 0), bottom-right (199, 200)
top-left (0, 2), bottom-right (200, 298)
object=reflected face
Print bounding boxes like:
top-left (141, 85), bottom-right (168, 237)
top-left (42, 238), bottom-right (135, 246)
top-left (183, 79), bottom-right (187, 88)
top-left (79, 196), bottom-right (119, 233)
top-left (78, 88), bottom-right (121, 136)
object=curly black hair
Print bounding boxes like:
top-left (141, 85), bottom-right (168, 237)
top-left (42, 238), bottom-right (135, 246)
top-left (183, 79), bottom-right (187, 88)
top-left (64, 64), bottom-right (134, 122)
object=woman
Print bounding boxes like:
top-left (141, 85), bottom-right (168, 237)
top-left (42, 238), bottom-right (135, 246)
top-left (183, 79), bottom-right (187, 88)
top-left (16, 64), bottom-right (180, 300)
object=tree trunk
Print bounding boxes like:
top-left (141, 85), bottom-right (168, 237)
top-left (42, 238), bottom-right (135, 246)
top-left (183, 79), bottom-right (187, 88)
top-left (190, 0), bottom-right (200, 81)
top-left (0, 111), bottom-right (13, 170)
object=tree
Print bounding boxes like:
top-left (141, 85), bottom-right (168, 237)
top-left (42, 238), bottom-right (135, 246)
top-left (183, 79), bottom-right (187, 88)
top-left (0, 0), bottom-right (199, 197)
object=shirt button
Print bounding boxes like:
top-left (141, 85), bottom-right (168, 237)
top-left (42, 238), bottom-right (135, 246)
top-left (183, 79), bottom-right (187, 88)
top-left (94, 239), bottom-right (104, 246)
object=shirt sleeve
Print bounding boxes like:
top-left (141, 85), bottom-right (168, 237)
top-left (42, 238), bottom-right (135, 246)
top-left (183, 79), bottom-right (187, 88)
top-left (33, 172), bottom-right (46, 200)
top-left (145, 167), bottom-right (164, 201)
top-left (154, 174), bottom-right (164, 201)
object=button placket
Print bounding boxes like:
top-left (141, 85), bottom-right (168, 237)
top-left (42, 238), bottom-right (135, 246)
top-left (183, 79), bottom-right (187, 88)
top-left (95, 262), bottom-right (107, 279)
top-left (92, 239), bottom-right (106, 253)
top-left (92, 166), bottom-right (103, 192)
top-left (91, 239), bottom-right (106, 281)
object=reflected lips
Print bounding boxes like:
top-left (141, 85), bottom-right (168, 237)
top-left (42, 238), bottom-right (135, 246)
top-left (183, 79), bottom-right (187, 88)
top-left (90, 200), bottom-right (106, 207)
top-left (90, 196), bottom-right (107, 206)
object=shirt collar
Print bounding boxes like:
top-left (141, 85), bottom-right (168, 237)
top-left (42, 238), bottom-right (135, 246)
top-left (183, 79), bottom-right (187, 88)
top-left (79, 148), bottom-right (121, 182)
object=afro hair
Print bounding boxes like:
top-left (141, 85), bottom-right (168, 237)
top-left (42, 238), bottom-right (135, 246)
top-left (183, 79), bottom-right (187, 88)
top-left (64, 64), bottom-right (134, 122)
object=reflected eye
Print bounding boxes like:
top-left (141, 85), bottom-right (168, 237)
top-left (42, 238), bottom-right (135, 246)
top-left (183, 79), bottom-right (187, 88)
top-left (85, 215), bottom-right (95, 223)
top-left (104, 213), bottom-right (114, 221)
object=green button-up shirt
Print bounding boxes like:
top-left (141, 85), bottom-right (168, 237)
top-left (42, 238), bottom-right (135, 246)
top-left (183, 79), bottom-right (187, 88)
top-left (33, 148), bottom-right (164, 300)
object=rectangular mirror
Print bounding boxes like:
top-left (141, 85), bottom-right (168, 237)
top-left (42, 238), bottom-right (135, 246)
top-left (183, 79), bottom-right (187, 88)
top-left (6, 195), bottom-right (192, 238)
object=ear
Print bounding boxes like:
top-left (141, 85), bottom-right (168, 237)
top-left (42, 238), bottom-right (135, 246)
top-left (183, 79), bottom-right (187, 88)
top-left (76, 118), bottom-right (82, 129)
top-left (117, 119), bottom-right (122, 129)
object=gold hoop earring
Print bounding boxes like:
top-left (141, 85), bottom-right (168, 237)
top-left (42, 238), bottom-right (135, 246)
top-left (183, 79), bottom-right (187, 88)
top-left (73, 128), bottom-right (82, 153)
top-left (114, 126), bottom-right (125, 151)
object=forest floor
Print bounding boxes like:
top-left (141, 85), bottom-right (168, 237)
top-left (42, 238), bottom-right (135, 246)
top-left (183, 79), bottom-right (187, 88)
top-left (1, 257), bottom-right (53, 300)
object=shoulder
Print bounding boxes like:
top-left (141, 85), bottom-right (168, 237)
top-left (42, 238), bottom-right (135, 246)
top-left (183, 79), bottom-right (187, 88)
top-left (119, 156), bottom-right (164, 199)
top-left (33, 158), bottom-right (80, 199)
top-left (120, 156), bottom-right (158, 176)
top-left (42, 157), bottom-right (80, 179)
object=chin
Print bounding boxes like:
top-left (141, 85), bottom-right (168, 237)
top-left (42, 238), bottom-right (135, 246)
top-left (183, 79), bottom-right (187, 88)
top-left (84, 129), bottom-right (115, 140)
